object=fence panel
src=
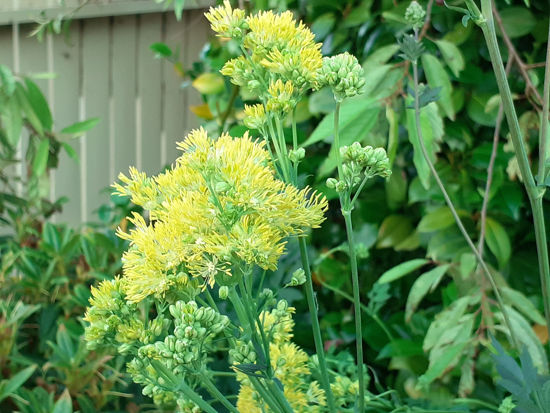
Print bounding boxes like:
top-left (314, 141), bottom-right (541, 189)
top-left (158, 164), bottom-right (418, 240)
top-left (0, 6), bottom-right (211, 224)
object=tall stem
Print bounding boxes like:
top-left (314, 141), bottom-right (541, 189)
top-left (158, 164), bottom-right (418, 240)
top-left (333, 101), bottom-right (365, 411)
top-left (539, 24), bottom-right (550, 185)
top-left (200, 375), bottom-right (240, 413)
top-left (343, 210), bottom-right (365, 411)
top-left (297, 237), bottom-right (336, 410)
top-left (411, 58), bottom-right (519, 351)
top-left (478, 0), bottom-right (550, 350)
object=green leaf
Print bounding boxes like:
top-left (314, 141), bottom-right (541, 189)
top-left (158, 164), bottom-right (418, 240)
top-left (421, 54), bottom-right (454, 119)
top-left (1, 98), bottom-right (22, 146)
top-left (302, 97), bottom-right (378, 147)
top-left (311, 13), bottom-right (335, 40)
top-left (174, 0), bottom-right (185, 21)
top-left (378, 258), bottom-right (429, 284)
top-left (15, 83), bottom-right (43, 136)
top-left (406, 264), bottom-right (449, 321)
top-left (434, 40), bottom-right (465, 77)
top-left (497, 8), bottom-right (536, 39)
top-left (501, 287), bottom-right (546, 326)
top-left (61, 118), bottom-right (99, 136)
top-left (150, 42), bottom-right (173, 58)
top-left (0, 365), bottom-right (36, 402)
top-left (24, 78), bottom-right (53, 131)
top-left (419, 341), bottom-right (469, 386)
top-left (405, 101), bottom-right (443, 189)
top-left (467, 92), bottom-right (499, 126)
top-left (417, 206), bottom-right (455, 232)
top-left (376, 214), bottom-right (414, 249)
top-left (485, 217), bottom-right (511, 268)
top-left (0, 65), bottom-right (16, 95)
top-left (192, 73), bottom-right (225, 95)
top-left (362, 44), bottom-right (400, 69)
top-left (53, 389), bottom-right (72, 413)
top-left (55, 324), bottom-right (75, 361)
top-left (62, 142), bottom-right (79, 162)
top-left (32, 139), bottom-right (50, 176)
top-left (500, 306), bottom-right (548, 372)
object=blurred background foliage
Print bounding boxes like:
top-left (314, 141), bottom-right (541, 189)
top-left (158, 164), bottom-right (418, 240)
top-left (0, 0), bottom-right (549, 411)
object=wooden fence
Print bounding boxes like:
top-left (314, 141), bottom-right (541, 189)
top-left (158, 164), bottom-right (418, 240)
top-left (0, 1), bottom-right (213, 224)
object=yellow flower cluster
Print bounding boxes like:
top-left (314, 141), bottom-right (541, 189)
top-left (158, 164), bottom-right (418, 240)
top-left (207, 1), bottom-right (322, 111)
top-left (112, 129), bottom-right (327, 303)
top-left (236, 304), bottom-right (326, 412)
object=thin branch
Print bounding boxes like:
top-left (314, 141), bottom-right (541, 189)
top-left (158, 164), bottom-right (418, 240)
top-left (478, 57), bottom-right (513, 256)
top-left (492, 3), bottom-right (543, 110)
top-left (419, 0), bottom-right (435, 40)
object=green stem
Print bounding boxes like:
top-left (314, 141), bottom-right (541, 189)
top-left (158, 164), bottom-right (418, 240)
top-left (250, 376), bottom-right (285, 413)
top-left (537, 24), bottom-right (550, 185)
top-left (174, 379), bottom-right (217, 413)
top-left (342, 210), bottom-right (365, 412)
top-left (319, 279), bottom-right (395, 341)
top-left (267, 116), bottom-right (290, 181)
top-left (478, 0), bottom-right (550, 352)
top-left (333, 100), bottom-right (365, 411)
top-left (297, 237), bottom-right (336, 411)
top-left (200, 375), bottom-right (240, 413)
top-left (291, 108), bottom-right (299, 183)
top-left (411, 58), bottom-right (520, 351)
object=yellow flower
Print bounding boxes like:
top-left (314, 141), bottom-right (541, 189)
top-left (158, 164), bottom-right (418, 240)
top-left (266, 79), bottom-right (296, 113)
top-left (205, 0), bottom-right (247, 40)
top-left (113, 128), bottom-right (327, 302)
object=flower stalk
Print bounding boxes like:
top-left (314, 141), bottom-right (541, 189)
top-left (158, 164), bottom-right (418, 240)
top-left (475, 0), bottom-right (550, 351)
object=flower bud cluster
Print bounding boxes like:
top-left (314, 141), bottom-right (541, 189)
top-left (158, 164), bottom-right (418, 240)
top-left (326, 142), bottom-right (391, 194)
top-left (266, 80), bottom-right (297, 114)
top-left (205, 0), bottom-right (248, 40)
top-left (286, 268), bottom-right (306, 287)
top-left (243, 103), bottom-right (267, 130)
top-left (288, 148), bottom-right (305, 164)
top-left (405, 1), bottom-right (426, 31)
top-left (317, 53), bottom-right (365, 102)
top-left (229, 340), bottom-right (257, 364)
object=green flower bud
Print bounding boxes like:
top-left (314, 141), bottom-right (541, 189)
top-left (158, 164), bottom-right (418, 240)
top-left (498, 397), bottom-right (516, 413)
top-left (326, 177), bottom-right (338, 189)
top-left (286, 268), bottom-right (306, 287)
top-left (288, 147), bottom-right (305, 163)
top-left (219, 285), bottom-right (229, 300)
top-left (405, 1), bottom-right (426, 31)
top-left (317, 53), bottom-right (365, 102)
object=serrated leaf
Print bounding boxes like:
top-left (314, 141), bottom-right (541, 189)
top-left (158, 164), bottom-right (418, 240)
top-left (32, 139), bottom-right (50, 176)
top-left (192, 73), bottom-right (225, 95)
top-left (60, 118), bottom-right (99, 136)
top-left (378, 258), bottom-right (429, 284)
top-left (406, 264), bottom-right (449, 321)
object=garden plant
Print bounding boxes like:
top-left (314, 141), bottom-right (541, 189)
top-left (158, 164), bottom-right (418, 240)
top-left (0, 0), bottom-right (549, 412)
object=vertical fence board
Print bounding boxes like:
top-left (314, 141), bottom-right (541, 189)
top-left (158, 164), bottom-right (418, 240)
top-left (82, 18), bottom-right (111, 221)
top-left (138, 13), bottom-right (162, 176)
top-left (0, 8), bottom-right (211, 224)
top-left (163, 12), bottom-right (186, 165)
top-left (184, 9), bottom-right (208, 134)
top-left (52, 28), bottom-right (81, 224)
top-left (112, 15), bottom-right (137, 178)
